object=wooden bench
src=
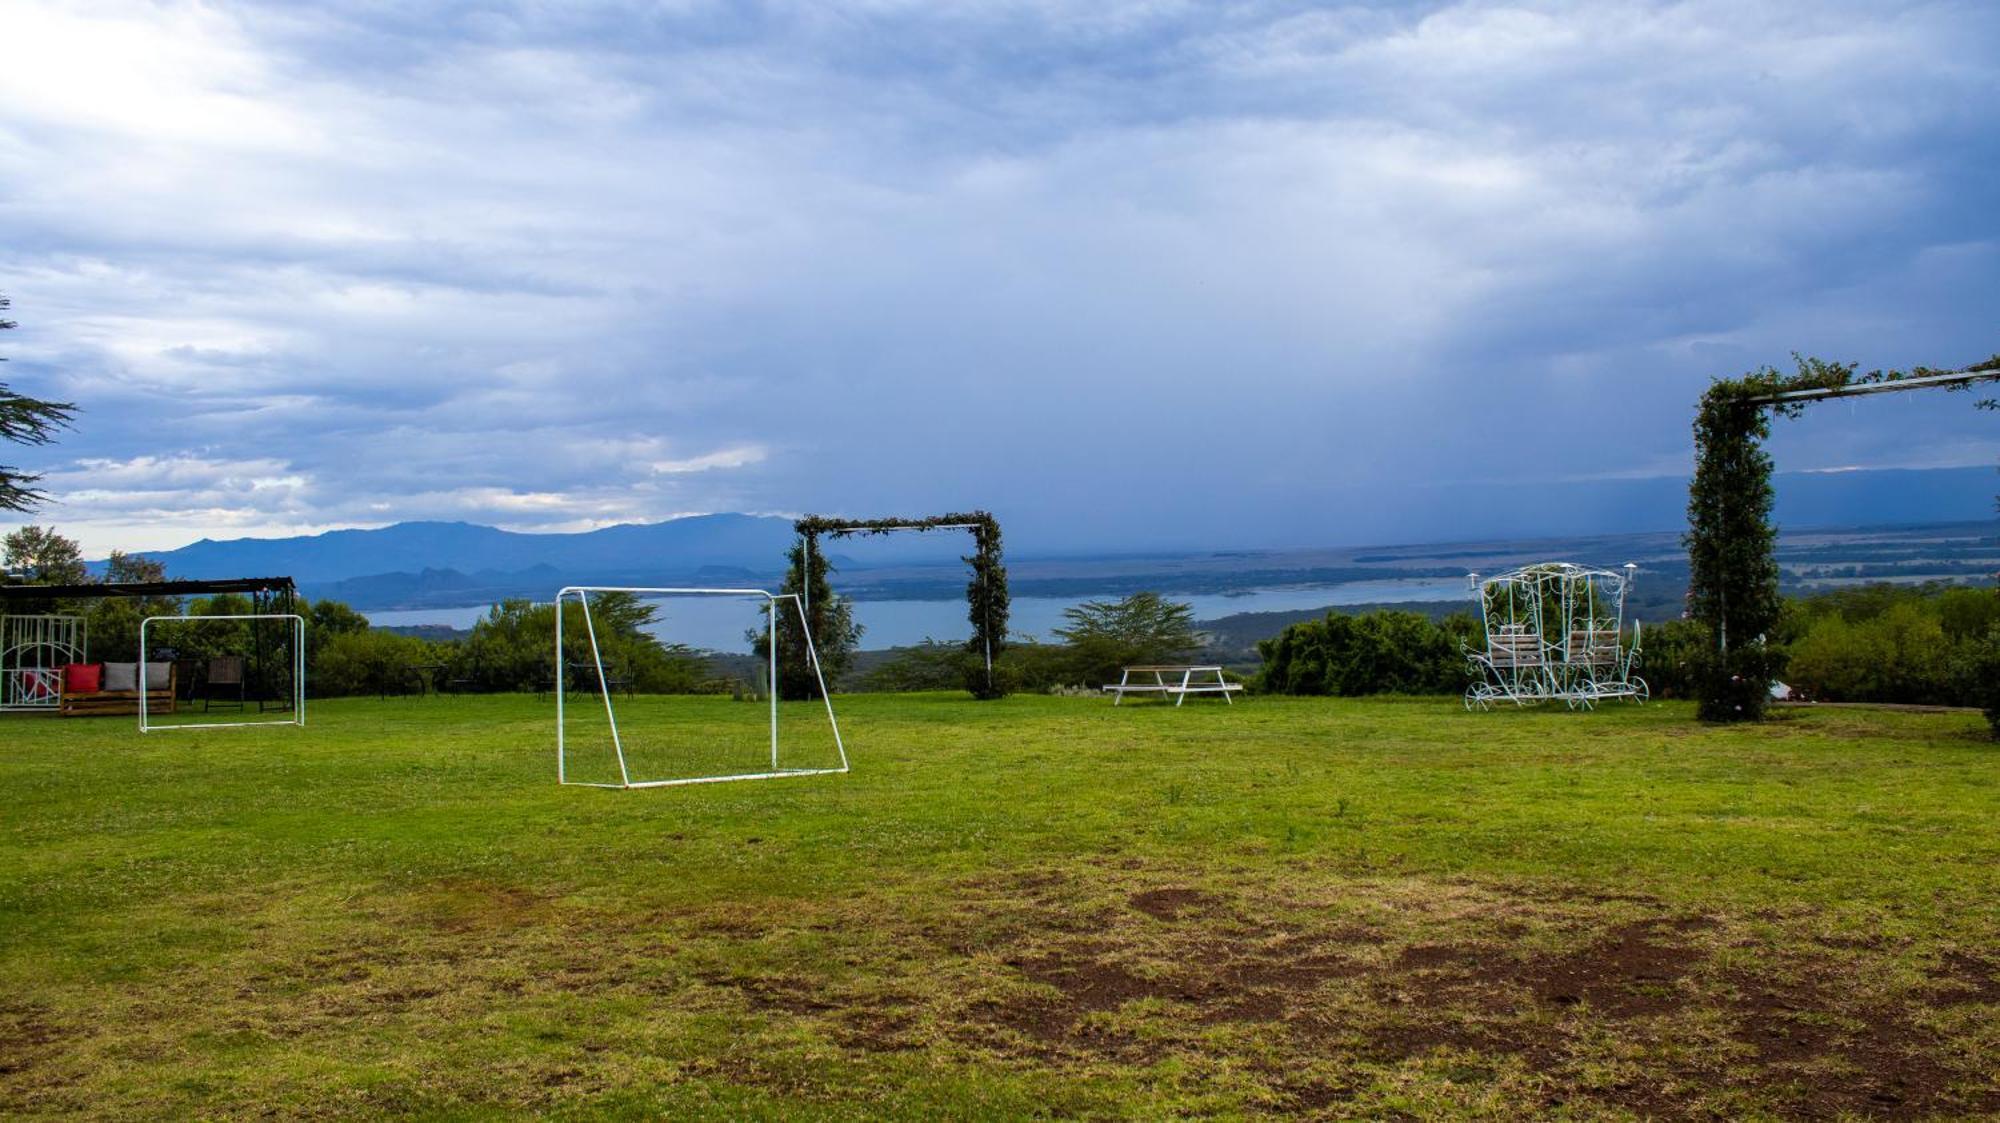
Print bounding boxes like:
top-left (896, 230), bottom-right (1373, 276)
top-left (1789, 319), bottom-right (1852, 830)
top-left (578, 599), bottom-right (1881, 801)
top-left (1564, 629), bottom-right (1620, 667)
top-left (1103, 665), bottom-right (1242, 706)
top-left (1484, 629), bottom-right (1544, 668)
top-left (60, 665), bottom-right (176, 718)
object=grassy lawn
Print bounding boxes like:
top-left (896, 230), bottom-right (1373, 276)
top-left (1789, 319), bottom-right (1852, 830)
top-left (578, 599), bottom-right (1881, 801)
top-left (3, 693), bottom-right (1998, 1120)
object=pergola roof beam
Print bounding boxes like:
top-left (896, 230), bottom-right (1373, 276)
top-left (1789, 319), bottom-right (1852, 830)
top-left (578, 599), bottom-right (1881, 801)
top-left (1746, 367), bottom-right (2000, 406)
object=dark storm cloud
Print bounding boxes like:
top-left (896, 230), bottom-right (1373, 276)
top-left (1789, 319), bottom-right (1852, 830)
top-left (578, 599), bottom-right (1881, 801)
top-left (0, 0), bottom-right (1994, 553)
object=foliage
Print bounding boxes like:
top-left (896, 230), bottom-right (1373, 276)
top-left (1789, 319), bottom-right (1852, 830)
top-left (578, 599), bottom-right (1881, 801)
top-left (307, 598), bottom-right (372, 668)
top-left (1970, 630), bottom-right (2000, 741)
top-left (309, 598), bottom-right (370, 636)
top-left (859, 640), bottom-right (969, 693)
top-left (86, 594), bottom-right (183, 662)
top-left (759, 538), bottom-right (861, 700)
top-left (0, 294), bottom-right (77, 514)
top-left (76, 551), bottom-right (181, 661)
top-left (0, 525), bottom-right (89, 615)
top-left (2, 524), bottom-right (86, 584)
top-left (1685, 353), bottom-right (2000, 722)
top-left (1768, 581), bottom-right (1996, 712)
top-left (1052, 591), bottom-right (1202, 687)
top-left (1257, 609), bottom-right (1478, 696)
top-left (314, 629), bottom-right (443, 697)
top-left (794, 511), bottom-right (1009, 699)
top-left (1631, 617), bottom-right (1708, 701)
top-left (452, 595), bottom-right (715, 695)
top-left (104, 550), bottom-right (165, 583)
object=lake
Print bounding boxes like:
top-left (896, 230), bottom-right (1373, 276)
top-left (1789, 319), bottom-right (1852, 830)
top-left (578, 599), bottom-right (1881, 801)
top-left (366, 578), bottom-right (1470, 654)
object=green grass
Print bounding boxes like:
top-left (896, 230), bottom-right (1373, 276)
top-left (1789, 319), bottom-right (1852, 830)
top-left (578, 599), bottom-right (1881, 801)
top-left (3, 693), bottom-right (1997, 1119)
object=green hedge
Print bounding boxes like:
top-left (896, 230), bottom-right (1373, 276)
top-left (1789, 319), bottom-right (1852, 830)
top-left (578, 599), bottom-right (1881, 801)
top-left (1256, 610), bottom-right (1478, 696)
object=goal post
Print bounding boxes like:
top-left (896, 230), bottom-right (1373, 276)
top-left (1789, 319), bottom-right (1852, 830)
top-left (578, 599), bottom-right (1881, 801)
top-left (554, 586), bottom-right (848, 789)
top-left (138, 612), bottom-right (306, 732)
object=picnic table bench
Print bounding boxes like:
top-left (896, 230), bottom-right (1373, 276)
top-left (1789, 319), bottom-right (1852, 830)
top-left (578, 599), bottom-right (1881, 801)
top-left (1103, 665), bottom-right (1242, 706)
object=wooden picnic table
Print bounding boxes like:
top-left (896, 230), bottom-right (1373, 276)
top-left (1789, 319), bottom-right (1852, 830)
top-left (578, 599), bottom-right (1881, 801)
top-left (1103, 664), bottom-right (1242, 706)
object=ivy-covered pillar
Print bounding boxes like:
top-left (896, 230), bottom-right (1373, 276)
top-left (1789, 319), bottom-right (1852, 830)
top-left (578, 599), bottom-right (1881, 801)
top-left (962, 514), bottom-right (1010, 700)
top-left (1685, 382), bottom-right (1786, 721)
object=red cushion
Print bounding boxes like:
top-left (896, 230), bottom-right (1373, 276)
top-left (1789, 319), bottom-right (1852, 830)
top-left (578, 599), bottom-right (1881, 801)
top-left (63, 663), bottom-right (102, 694)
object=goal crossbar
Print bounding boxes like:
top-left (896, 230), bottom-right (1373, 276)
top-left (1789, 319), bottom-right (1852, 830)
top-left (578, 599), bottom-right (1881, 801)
top-left (554, 586), bottom-right (848, 789)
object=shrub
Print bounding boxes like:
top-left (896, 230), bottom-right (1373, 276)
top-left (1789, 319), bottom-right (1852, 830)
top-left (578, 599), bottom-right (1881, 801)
top-left (1968, 626), bottom-right (2000, 740)
top-left (1786, 599), bottom-right (1951, 706)
top-left (314, 629), bottom-right (440, 697)
top-left (1636, 618), bottom-right (1708, 699)
top-left (1257, 609), bottom-right (1475, 696)
top-left (452, 596), bottom-right (712, 694)
top-left (860, 641), bottom-right (968, 693)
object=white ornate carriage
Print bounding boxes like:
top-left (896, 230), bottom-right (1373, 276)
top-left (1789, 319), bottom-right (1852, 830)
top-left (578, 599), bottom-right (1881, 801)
top-left (1464, 562), bottom-right (1646, 710)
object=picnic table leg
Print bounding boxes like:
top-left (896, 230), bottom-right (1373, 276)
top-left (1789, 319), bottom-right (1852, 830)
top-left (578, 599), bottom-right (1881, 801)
top-left (1113, 667), bottom-right (1129, 706)
top-left (1176, 668), bottom-right (1192, 707)
top-left (1217, 667), bottom-right (1233, 704)
top-left (1155, 669), bottom-right (1168, 706)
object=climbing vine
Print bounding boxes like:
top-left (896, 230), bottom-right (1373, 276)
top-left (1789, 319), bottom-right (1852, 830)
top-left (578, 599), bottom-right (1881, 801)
top-left (1687, 354), bottom-right (2000, 721)
top-left (792, 511), bottom-right (1010, 699)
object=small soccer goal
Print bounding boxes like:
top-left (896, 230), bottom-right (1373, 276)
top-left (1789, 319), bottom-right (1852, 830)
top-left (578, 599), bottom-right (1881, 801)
top-left (138, 613), bottom-right (306, 732)
top-left (555, 586), bottom-right (848, 789)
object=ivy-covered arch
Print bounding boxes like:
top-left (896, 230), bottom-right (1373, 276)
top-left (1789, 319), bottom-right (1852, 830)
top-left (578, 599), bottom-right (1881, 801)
top-left (1687, 354), bottom-right (2000, 721)
top-left (792, 511), bottom-right (1009, 700)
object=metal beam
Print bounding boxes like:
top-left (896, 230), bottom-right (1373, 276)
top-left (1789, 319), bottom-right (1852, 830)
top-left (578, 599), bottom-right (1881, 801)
top-left (0, 576), bottom-right (298, 602)
top-left (1746, 366), bottom-right (2000, 406)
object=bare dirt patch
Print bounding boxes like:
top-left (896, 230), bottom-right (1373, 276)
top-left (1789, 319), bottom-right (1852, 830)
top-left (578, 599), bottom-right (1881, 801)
top-left (0, 1003), bottom-right (65, 1077)
top-left (1927, 951), bottom-right (2000, 1007)
top-left (877, 873), bottom-right (1999, 1117)
top-left (703, 972), bottom-right (840, 1016)
top-left (1128, 887), bottom-right (1220, 920)
top-left (324, 866), bottom-right (1992, 1119)
top-left (1723, 966), bottom-right (1994, 1119)
top-left (411, 877), bottom-right (552, 934)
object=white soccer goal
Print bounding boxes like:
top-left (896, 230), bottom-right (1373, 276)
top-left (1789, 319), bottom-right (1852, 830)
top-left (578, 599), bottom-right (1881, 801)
top-left (555, 586), bottom-right (848, 789)
top-left (139, 613), bottom-right (306, 732)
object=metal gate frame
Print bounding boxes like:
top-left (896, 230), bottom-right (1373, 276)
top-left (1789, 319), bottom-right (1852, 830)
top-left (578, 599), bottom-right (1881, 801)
top-left (1, 614), bottom-right (87, 712)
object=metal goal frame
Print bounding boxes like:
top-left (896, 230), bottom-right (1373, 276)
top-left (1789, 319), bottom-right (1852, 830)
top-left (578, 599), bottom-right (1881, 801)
top-left (554, 586), bottom-right (848, 789)
top-left (139, 612), bottom-right (307, 732)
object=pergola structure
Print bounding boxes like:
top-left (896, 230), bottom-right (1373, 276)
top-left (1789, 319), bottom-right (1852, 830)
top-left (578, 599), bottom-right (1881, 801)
top-left (0, 577), bottom-right (299, 714)
top-left (793, 512), bottom-right (1009, 699)
top-left (1688, 356), bottom-right (2000, 720)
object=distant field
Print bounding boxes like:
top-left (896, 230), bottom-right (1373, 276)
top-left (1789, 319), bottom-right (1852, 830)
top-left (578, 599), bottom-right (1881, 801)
top-left (3, 695), bottom-right (1997, 1119)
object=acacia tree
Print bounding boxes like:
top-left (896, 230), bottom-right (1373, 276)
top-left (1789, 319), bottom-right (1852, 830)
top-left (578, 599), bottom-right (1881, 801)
top-left (1054, 591), bottom-right (1200, 686)
top-left (0, 294), bottom-right (76, 514)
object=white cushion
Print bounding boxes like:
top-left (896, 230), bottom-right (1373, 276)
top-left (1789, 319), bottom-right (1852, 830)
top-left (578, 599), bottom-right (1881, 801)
top-left (143, 662), bottom-right (173, 689)
top-left (102, 662), bottom-right (138, 691)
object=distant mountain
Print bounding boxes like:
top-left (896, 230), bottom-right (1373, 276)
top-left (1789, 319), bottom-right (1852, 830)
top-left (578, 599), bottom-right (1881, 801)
top-left (118, 514), bottom-right (792, 583)
top-left (102, 514), bottom-right (802, 607)
top-left (87, 504), bottom-right (2000, 616)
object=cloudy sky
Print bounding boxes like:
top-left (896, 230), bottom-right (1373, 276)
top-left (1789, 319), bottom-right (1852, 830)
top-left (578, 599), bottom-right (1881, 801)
top-left (2, 0), bottom-right (1996, 556)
